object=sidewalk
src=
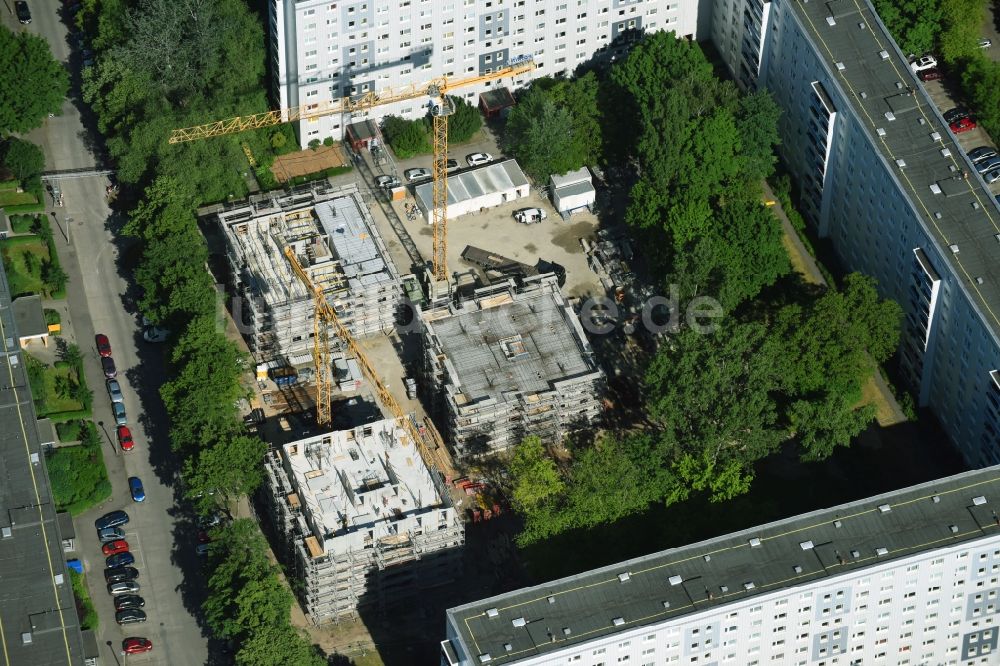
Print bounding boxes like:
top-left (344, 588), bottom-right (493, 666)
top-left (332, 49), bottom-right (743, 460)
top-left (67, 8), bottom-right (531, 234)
top-left (762, 181), bottom-right (907, 427)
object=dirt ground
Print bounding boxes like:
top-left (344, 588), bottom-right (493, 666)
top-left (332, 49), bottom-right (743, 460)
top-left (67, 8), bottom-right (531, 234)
top-left (272, 144), bottom-right (350, 182)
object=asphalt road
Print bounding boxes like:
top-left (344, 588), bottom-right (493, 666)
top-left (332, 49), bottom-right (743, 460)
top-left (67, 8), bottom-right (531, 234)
top-left (6, 2), bottom-right (210, 664)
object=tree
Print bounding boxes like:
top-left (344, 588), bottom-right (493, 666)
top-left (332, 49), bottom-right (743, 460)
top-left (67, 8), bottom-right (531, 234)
top-left (381, 115), bottom-right (431, 158)
top-left (734, 91), bottom-right (782, 182)
top-left (872, 0), bottom-right (944, 56)
top-left (443, 95), bottom-right (482, 144)
top-left (1, 138), bottom-right (45, 183)
top-left (545, 72), bottom-right (604, 166)
top-left (503, 89), bottom-right (582, 181)
top-left (0, 27), bottom-right (69, 133)
top-left (183, 434), bottom-right (266, 515)
top-left (961, 56), bottom-right (1000, 138)
top-left (508, 436), bottom-right (564, 512)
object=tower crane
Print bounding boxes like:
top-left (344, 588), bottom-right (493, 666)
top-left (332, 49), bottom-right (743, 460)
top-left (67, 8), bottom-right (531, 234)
top-left (168, 59), bottom-right (536, 281)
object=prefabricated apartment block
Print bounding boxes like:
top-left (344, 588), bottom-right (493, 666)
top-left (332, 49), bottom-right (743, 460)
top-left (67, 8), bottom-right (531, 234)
top-left (262, 417), bottom-right (465, 622)
top-left (421, 275), bottom-right (604, 459)
top-left (219, 184), bottom-right (400, 368)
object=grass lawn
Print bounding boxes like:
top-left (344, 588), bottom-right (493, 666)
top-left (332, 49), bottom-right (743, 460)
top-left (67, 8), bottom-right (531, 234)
top-left (69, 571), bottom-right (98, 630)
top-left (55, 419), bottom-right (83, 442)
top-left (46, 423), bottom-right (111, 516)
top-left (0, 238), bottom-right (50, 297)
top-left (0, 189), bottom-right (38, 207)
top-left (25, 355), bottom-right (91, 419)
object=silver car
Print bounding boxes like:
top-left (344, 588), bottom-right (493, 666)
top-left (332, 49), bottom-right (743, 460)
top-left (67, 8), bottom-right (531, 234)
top-left (98, 527), bottom-right (126, 543)
top-left (106, 379), bottom-right (124, 403)
top-left (404, 168), bottom-right (430, 182)
top-left (112, 401), bottom-right (127, 426)
top-left (976, 157), bottom-right (1000, 175)
top-left (108, 581), bottom-right (140, 596)
top-left (985, 168), bottom-right (1000, 185)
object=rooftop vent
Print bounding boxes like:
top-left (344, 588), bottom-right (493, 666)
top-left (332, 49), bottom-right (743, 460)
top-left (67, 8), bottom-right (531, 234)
top-left (720, 585), bottom-right (729, 593)
top-left (512, 617), bottom-right (526, 628)
top-left (931, 131), bottom-right (942, 141)
top-left (933, 495), bottom-right (941, 503)
top-left (504, 644), bottom-right (512, 652)
top-left (895, 81), bottom-right (904, 90)
top-left (877, 127), bottom-right (886, 136)
top-left (949, 244), bottom-right (960, 253)
top-left (703, 554), bottom-right (711, 562)
top-left (662, 601), bottom-right (671, 609)
top-left (851, 550), bottom-right (861, 558)
top-left (54, 573), bottom-right (64, 585)
top-left (879, 49), bottom-right (890, 59)
top-left (918, 117), bottom-right (927, 125)
top-left (974, 495), bottom-right (988, 506)
top-left (973, 202), bottom-right (981, 210)
top-left (940, 148), bottom-right (950, 157)
top-left (486, 608), bottom-right (499, 618)
top-left (612, 617), bottom-right (626, 627)
top-left (826, 16), bottom-right (836, 25)
top-left (885, 111), bottom-right (896, 121)
top-left (860, 91), bottom-right (868, 99)
top-left (21, 633), bottom-right (31, 646)
top-left (858, 22), bottom-right (866, 29)
top-left (1, 526), bottom-right (11, 539)
top-left (794, 565), bottom-right (803, 573)
top-left (876, 547), bottom-right (889, 556)
top-left (976, 277), bottom-right (984, 285)
top-left (995, 234), bottom-right (1000, 243)
top-left (478, 654), bottom-right (492, 663)
top-left (30, 452), bottom-right (39, 465)
top-left (744, 581), bottom-right (756, 590)
top-left (618, 572), bottom-right (631, 583)
top-left (936, 212), bottom-right (944, 219)
top-left (896, 159), bottom-right (906, 168)
top-left (800, 540), bottom-right (815, 550)
top-left (834, 519), bottom-right (843, 528)
top-left (749, 537), bottom-right (762, 548)
top-left (836, 62), bottom-right (846, 71)
top-left (547, 596), bottom-right (556, 604)
top-left (950, 524), bottom-right (960, 533)
top-left (930, 183), bottom-right (942, 194)
top-left (562, 627), bottom-right (571, 636)
top-left (878, 504), bottom-right (892, 513)
top-left (668, 575), bottom-right (683, 586)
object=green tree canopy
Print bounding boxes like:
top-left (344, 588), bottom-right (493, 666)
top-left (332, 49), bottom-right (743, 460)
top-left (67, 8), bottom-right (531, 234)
top-left (183, 434), bottom-right (266, 515)
top-left (872, 0), bottom-right (945, 56)
top-left (443, 95), bottom-right (483, 143)
top-left (0, 27), bottom-right (69, 133)
top-left (1, 138), bottom-right (45, 183)
top-left (508, 436), bottom-right (565, 512)
top-left (503, 89), bottom-right (583, 182)
top-left (381, 115), bottom-right (431, 158)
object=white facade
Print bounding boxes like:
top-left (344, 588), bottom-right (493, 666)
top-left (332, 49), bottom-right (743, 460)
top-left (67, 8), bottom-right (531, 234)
top-left (268, 0), bottom-right (709, 146)
top-left (550, 167), bottom-right (596, 216)
top-left (443, 468), bottom-right (1000, 665)
top-left (713, 0), bottom-right (1000, 468)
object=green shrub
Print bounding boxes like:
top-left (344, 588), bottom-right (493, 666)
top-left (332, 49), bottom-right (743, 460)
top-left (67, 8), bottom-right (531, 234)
top-left (43, 308), bottom-right (60, 325)
top-left (381, 115), bottom-right (432, 158)
top-left (323, 136), bottom-right (335, 147)
top-left (56, 420), bottom-right (82, 442)
top-left (69, 571), bottom-right (98, 631)
top-left (0, 180), bottom-right (18, 191)
top-left (308, 138), bottom-right (321, 150)
top-left (269, 131), bottom-right (286, 150)
top-left (10, 213), bottom-right (39, 233)
top-left (2, 202), bottom-right (45, 214)
top-left (45, 423), bottom-right (111, 515)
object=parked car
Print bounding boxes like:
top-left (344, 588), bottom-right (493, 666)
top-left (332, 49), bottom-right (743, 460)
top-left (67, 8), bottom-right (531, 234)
top-left (446, 158), bottom-right (459, 170)
top-left (466, 152), bottom-right (493, 166)
top-left (129, 477), bottom-right (146, 503)
top-left (123, 638), bottom-right (153, 655)
top-left (108, 581), bottom-right (140, 596)
top-left (102, 539), bottom-right (130, 556)
top-left (375, 174), bottom-right (400, 190)
top-left (95, 334), bottom-right (112, 357)
top-left (98, 527), bottom-right (126, 543)
top-left (101, 356), bottom-right (117, 379)
top-left (106, 379), bottom-right (124, 403)
top-left (106, 552), bottom-right (136, 569)
top-left (15, 1), bottom-right (31, 24)
top-left (404, 168), bottom-right (431, 181)
top-left (976, 157), bottom-right (1000, 174)
top-left (95, 510), bottom-right (129, 531)
top-left (197, 530), bottom-right (212, 544)
top-left (910, 55), bottom-right (937, 72)
top-left (117, 425), bottom-right (134, 452)
top-left (142, 325), bottom-right (170, 343)
top-left (115, 609), bottom-right (147, 625)
top-left (944, 107), bottom-right (971, 123)
top-left (950, 117), bottom-right (977, 134)
top-left (104, 567), bottom-right (139, 584)
top-left (918, 68), bottom-right (943, 82)
top-left (112, 401), bottom-right (127, 426)
top-left (197, 512), bottom-right (226, 529)
top-left (968, 146), bottom-right (998, 164)
top-left (985, 168), bottom-right (1000, 184)
top-left (114, 594), bottom-right (145, 611)
top-left (195, 543), bottom-right (211, 557)
top-left (978, 38), bottom-right (993, 49)
top-left (514, 208), bottom-right (548, 224)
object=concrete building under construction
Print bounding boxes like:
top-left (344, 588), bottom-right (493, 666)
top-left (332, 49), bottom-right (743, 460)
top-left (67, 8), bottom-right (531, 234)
top-left (218, 184), bottom-right (400, 368)
top-left (262, 417), bottom-right (465, 623)
top-left (421, 275), bottom-right (605, 459)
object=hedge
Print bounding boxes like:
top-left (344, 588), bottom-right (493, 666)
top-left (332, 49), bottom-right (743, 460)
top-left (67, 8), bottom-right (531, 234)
top-left (0, 180), bottom-right (18, 191)
top-left (283, 165), bottom-right (353, 188)
top-left (2, 202), bottom-right (45, 214)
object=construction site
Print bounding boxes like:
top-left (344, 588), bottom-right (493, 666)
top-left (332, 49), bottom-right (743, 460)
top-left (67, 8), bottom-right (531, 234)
top-left (420, 274), bottom-right (606, 459)
top-left (218, 183), bottom-right (401, 369)
top-left (262, 417), bottom-right (465, 623)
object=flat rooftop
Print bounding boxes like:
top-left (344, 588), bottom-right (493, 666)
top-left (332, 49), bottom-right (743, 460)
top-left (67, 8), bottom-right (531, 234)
top-left (0, 266), bottom-right (85, 665)
top-left (447, 465), bottom-right (1000, 664)
top-left (789, 0), bottom-right (1000, 339)
top-left (219, 184), bottom-right (396, 307)
top-left (415, 159), bottom-right (529, 212)
top-left (281, 417), bottom-right (446, 556)
top-left (423, 277), bottom-right (599, 403)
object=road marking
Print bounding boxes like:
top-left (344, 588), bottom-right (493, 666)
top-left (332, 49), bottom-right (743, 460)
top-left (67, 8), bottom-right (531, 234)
top-left (0, 312), bottom-right (75, 664)
top-left (0, 610), bottom-right (10, 666)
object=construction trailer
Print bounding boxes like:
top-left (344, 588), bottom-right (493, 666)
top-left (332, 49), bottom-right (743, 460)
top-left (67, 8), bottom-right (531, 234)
top-left (413, 159), bottom-right (530, 220)
top-left (262, 417), bottom-right (465, 623)
top-left (550, 167), bottom-right (596, 219)
top-left (420, 274), bottom-right (605, 459)
top-left (217, 183), bottom-right (401, 368)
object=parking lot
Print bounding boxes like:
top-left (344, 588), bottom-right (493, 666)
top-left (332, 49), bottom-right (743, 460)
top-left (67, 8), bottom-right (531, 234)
top-left (360, 129), bottom-right (607, 301)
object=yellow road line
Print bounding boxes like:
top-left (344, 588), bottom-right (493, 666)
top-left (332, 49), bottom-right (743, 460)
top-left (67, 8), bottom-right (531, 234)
top-left (0, 609), bottom-right (9, 666)
top-left (0, 311), bottom-right (74, 665)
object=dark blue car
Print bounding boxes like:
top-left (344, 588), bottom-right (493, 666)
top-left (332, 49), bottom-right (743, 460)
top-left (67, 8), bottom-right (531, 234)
top-left (129, 477), bottom-right (145, 503)
top-left (106, 552), bottom-right (136, 569)
top-left (95, 510), bottom-right (129, 531)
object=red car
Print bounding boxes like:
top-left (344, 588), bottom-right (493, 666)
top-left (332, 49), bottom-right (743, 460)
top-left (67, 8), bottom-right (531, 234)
top-left (117, 426), bottom-right (134, 452)
top-left (122, 637), bottom-right (152, 654)
top-left (918, 68), bottom-right (943, 82)
top-left (197, 530), bottom-right (211, 544)
top-left (102, 539), bottom-right (130, 556)
top-left (950, 117), bottom-right (977, 133)
top-left (95, 334), bottom-right (112, 357)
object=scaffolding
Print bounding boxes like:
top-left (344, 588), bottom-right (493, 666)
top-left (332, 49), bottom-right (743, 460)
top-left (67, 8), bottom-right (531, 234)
top-left (421, 275), bottom-right (605, 458)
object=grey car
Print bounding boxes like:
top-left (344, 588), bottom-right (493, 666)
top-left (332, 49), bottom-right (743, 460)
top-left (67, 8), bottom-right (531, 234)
top-left (112, 401), bottom-right (127, 426)
top-left (115, 609), bottom-right (147, 625)
top-left (98, 527), bottom-right (126, 543)
top-left (985, 168), bottom-right (1000, 185)
top-left (108, 581), bottom-right (140, 595)
top-left (968, 146), bottom-right (998, 164)
top-left (106, 379), bottom-right (124, 403)
top-left (976, 157), bottom-right (1000, 174)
